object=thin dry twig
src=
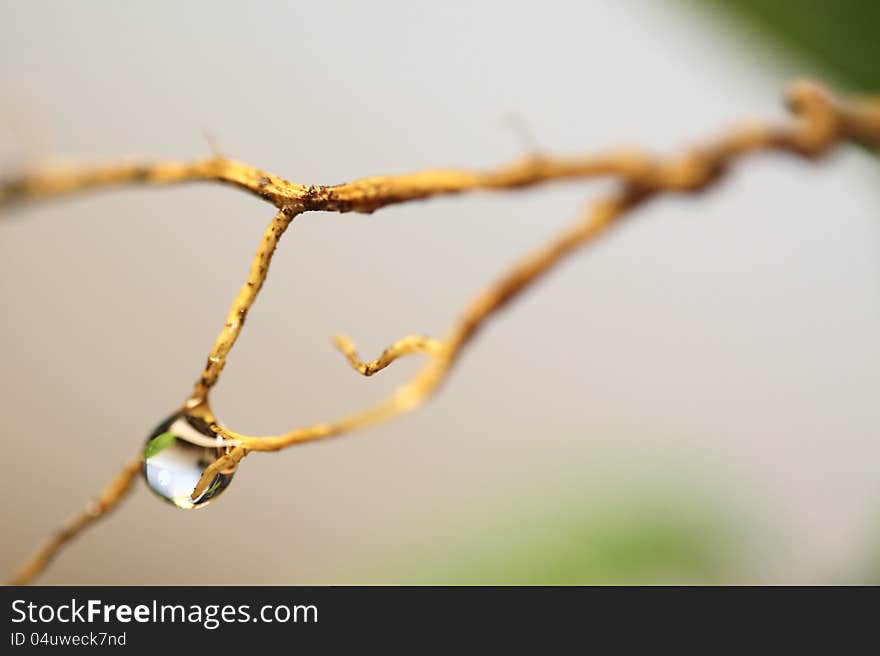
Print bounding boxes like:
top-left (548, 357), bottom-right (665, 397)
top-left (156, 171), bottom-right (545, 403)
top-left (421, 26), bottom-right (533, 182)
top-left (3, 80), bottom-right (879, 585)
top-left (6, 459), bottom-right (142, 585)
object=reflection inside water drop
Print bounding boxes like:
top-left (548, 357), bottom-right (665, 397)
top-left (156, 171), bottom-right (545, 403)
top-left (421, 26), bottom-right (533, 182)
top-left (142, 412), bottom-right (234, 509)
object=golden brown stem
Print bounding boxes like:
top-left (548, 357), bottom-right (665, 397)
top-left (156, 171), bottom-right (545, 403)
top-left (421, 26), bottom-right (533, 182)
top-left (213, 79), bottom-right (880, 455)
top-left (0, 157), bottom-right (295, 208)
top-left (4, 79), bottom-right (880, 583)
top-left (6, 458), bottom-right (142, 585)
top-left (188, 209), bottom-right (296, 404)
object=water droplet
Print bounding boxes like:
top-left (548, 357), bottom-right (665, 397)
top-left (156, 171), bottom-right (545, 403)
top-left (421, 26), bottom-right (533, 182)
top-left (141, 412), bottom-right (234, 509)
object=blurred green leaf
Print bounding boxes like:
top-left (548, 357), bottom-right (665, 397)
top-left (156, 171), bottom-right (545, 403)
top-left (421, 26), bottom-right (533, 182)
top-left (694, 0), bottom-right (880, 90)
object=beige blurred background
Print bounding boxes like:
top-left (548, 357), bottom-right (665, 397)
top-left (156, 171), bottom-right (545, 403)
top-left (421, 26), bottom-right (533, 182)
top-left (1, 1), bottom-right (879, 584)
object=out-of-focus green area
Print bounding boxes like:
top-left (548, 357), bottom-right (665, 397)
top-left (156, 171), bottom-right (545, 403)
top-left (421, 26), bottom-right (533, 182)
top-left (343, 479), bottom-right (880, 584)
top-left (695, 0), bottom-right (880, 90)
top-left (340, 484), bottom-right (744, 584)
top-left (408, 496), bottom-right (736, 584)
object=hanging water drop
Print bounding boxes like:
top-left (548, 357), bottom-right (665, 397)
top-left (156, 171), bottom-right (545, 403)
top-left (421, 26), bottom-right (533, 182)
top-left (141, 411), bottom-right (235, 509)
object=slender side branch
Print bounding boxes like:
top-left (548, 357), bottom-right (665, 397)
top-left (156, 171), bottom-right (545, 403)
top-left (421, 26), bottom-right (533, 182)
top-left (212, 190), bottom-right (639, 458)
top-left (188, 209), bottom-right (297, 404)
top-left (6, 458), bottom-right (142, 585)
top-left (5, 79), bottom-right (880, 584)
